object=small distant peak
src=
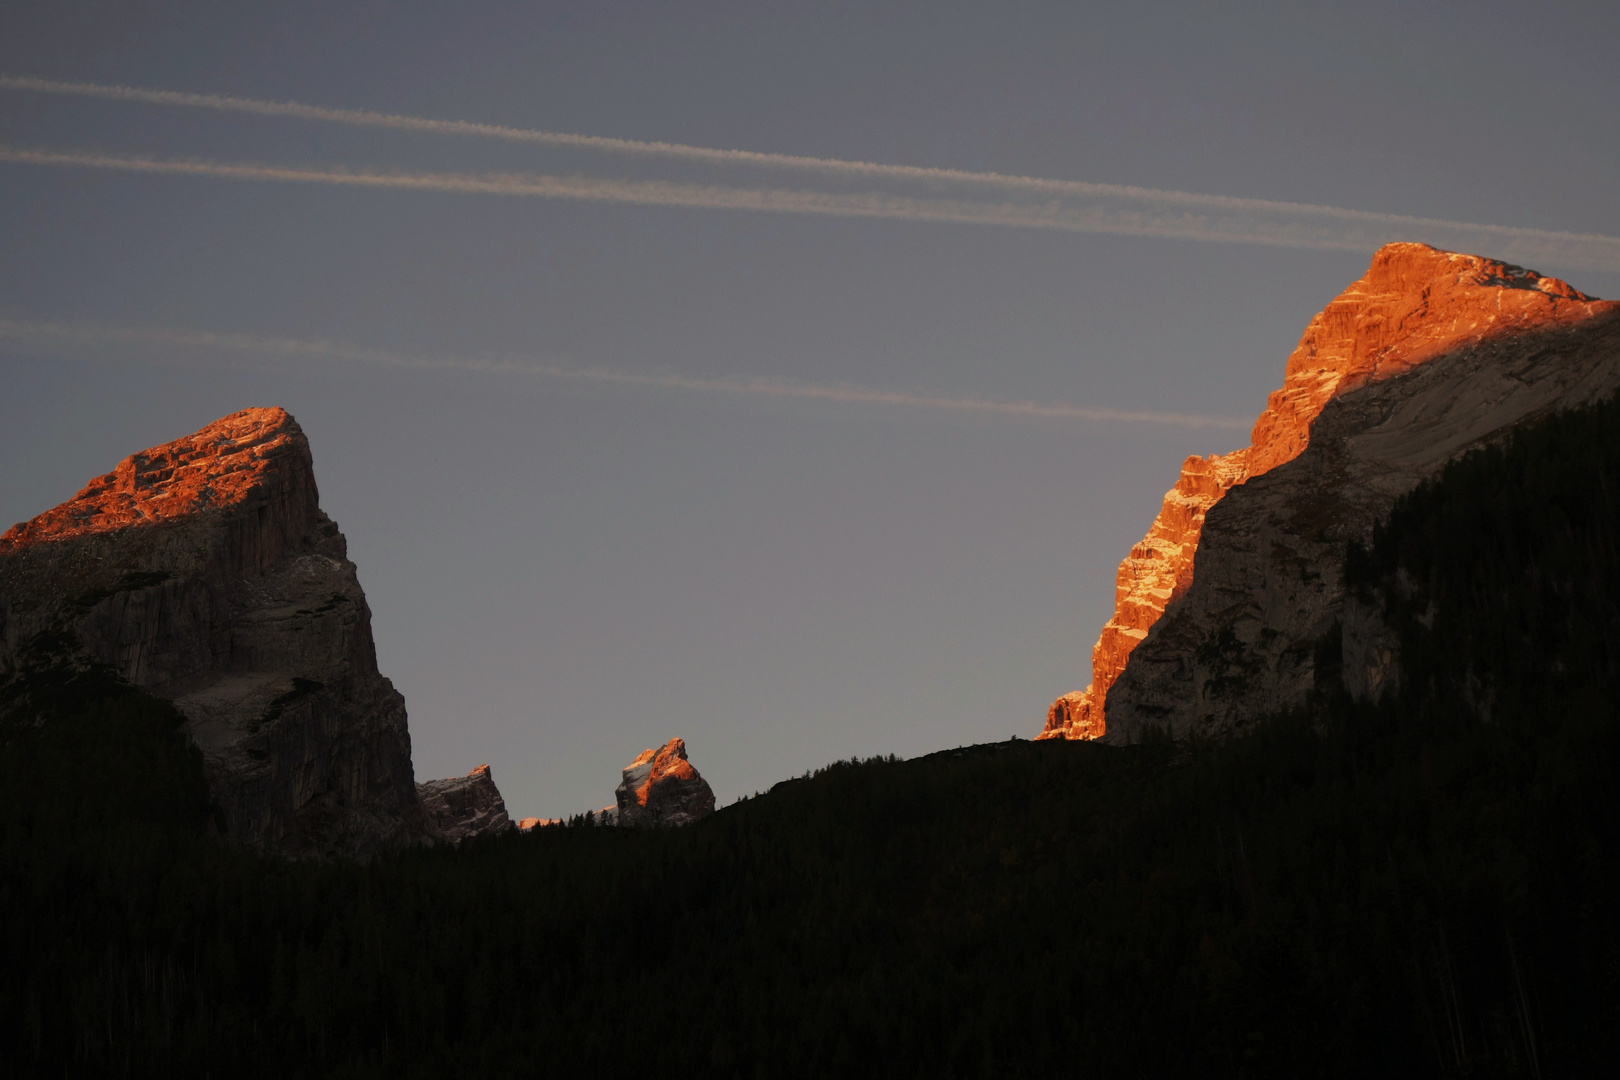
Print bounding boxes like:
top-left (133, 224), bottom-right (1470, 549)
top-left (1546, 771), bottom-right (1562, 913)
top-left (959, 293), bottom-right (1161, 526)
top-left (612, 737), bottom-right (714, 827)
top-left (623, 738), bottom-right (695, 789)
top-left (417, 763), bottom-right (513, 843)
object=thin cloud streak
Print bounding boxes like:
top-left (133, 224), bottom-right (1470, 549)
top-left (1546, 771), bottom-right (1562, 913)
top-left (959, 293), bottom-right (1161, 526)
top-left (0, 318), bottom-right (1250, 431)
top-left (4, 144), bottom-right (1617, 273)
top-left (5, 75), bottom-right (1619, 272)
top-left (1, 144), bottom-right (1359, 247)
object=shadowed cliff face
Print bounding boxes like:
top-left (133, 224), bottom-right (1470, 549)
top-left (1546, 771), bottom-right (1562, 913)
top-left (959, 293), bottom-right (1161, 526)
top-left (0, 407), bottom-right (429, 857)
top-left (1042, 242), bottom-right (1620, 742)
top-left (418, 763), bottom-right (512, 843)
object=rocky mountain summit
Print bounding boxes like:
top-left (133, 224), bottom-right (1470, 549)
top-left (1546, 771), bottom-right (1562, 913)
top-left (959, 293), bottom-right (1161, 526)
top-left (1041, 242), bottom-right (1620, 744)
top-left (418, 764), bottom-right (513, 843)
top-left (0, 407), bottom-right (428, 857)
top-left (0, 404), bottom-right (691, 854)
top-left (594, 737), bottom-right (715, 827)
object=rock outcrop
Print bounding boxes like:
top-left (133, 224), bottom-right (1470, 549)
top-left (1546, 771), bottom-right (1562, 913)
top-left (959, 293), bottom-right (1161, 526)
top-left (1040, 243), bottom-right (1620, 743)
top-left (0, 407), bottom-right (428, 856)
top-left (417, 763), bottom-right (513, 843)
top-left (600, 737), bottom-right (715, 828)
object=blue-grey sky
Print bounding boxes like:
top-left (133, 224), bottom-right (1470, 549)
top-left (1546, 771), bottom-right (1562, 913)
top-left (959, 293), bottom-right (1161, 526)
top-left (3, 2), bottom-right (1617, 818)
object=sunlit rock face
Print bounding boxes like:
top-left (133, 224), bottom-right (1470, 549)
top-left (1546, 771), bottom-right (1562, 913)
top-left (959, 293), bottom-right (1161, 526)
top-left (1039, 451), bottom-right (1249, 742)
top-left (0, 407), bottom-right (428, 857)
top-left (1041, 243), bottom-right (1620, 742)
top-left (418, 763), bottom-right (513, 843)
top-left (609, 737), bottom-right (715, 828)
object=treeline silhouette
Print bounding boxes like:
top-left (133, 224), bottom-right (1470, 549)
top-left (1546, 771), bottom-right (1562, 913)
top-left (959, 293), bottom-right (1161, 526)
top-left (5, 394), bottom-right (1620, 1078)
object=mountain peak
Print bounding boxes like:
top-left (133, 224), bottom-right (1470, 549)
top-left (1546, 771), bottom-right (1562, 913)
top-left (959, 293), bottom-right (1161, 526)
top-left (0, 407), bottom-right (425, 856)
top-left (2, 407), bottom-right (307, 548)
top-left (1041, 243), bottom-right (1618, 742)
top-left (609, 737), bottom-right (714, 827)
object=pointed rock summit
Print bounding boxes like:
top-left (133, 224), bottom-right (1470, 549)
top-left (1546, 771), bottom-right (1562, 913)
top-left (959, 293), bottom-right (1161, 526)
top-left (597, 737), bottom-right (715, 828)
top-left (0, 407), bottom-right (428, 856)
top-left (1041, 243), bottom-right (1620, 742)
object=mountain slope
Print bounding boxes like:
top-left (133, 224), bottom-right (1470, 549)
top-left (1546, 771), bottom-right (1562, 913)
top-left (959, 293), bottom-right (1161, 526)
top-left (1042, 243), bottom-right (1620, 742)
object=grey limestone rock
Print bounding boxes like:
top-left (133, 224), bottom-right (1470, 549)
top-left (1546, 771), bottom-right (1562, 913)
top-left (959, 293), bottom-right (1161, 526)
top-left (417, 764), bottom-right (513, 843)
top-left (0, 407), bottom-right (429, 857)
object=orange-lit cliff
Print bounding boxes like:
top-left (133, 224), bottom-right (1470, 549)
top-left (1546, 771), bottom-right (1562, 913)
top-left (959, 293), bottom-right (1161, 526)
top-left (595, 737), bottom-right (716, 827)
top-left (1041, 242), bottom-right (1620, 741)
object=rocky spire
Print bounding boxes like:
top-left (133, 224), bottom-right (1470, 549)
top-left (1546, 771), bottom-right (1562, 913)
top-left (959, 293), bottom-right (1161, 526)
top-left (598, 737), bottom-right (716, 827)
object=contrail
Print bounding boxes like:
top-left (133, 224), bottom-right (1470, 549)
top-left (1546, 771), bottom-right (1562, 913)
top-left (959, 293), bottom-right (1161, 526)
top-left (4, 75), bottom-right (1619, 272)
top-left (0, 144), bottom-right (1361, 247)
top-left (4, 72), bottom-right (1293, 196)
top-left (0, 318), bottom-right (1250, 430)
top-left (4, 144), bottom-right (1616, 272)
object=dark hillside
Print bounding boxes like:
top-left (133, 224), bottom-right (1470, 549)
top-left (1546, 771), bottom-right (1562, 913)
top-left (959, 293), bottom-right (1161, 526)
top-left (5, 395), bottom-right (1620, 1078)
